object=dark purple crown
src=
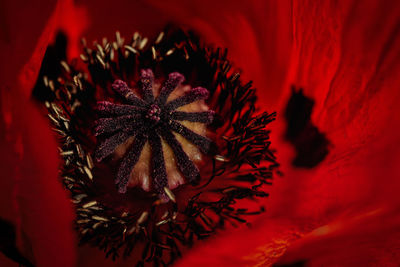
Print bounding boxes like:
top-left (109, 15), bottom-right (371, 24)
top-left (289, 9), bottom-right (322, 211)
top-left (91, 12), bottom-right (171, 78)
top-left (94, 69), bottom-right (216, 200)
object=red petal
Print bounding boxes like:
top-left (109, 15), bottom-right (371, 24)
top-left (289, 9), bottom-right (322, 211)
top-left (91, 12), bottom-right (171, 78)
top-left (74, 0), bottom-right (170, 48)
top-left (271, 0), bottom-right (400, 220)
top-left (272, 1), bottom-right (400, 264)
top-left (0, 87), bottom-right (77, 266)
top-left (5, 0), bottom-right (395, 265)
top-left (77, 0), bottom-right (294, 107)
top-left (277, 207), bottom-right (400, 266)
top-left (1, 87), bottom-right (77, 267)
top-left (173, 217), bottom-right (304, 267)
top-left (147, 0), bottom-right (293, 108)
top-left (17, 101), bottom-right (77, 267)
top-left (0, 0), bottom-right (88, 100)
top-left (0, 0), bottom-right (58, 99)
top-left (156, 0), bottom-right (400, 265)
top-left (1, 1), bottom-right (83, 266)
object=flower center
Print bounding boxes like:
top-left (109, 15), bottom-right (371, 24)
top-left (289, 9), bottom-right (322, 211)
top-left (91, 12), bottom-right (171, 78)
top-left (39, 29), bottom-right (278, 264)
top-left (145, 104), bottom-right (161, 122)
top-left (94, 70), bottom-right (216, 197)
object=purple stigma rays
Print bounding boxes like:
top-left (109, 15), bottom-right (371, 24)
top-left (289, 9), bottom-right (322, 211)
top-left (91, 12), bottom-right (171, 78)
top-left (94, 69), bottom-right (216, 200)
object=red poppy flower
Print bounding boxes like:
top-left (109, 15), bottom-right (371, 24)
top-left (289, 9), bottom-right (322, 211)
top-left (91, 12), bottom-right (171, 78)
top-left (1, 0), bottom-right (399, 266)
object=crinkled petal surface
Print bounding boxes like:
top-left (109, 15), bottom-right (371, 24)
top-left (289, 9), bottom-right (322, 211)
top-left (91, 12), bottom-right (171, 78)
top-left (268, 0), bottom-right (400, 218)
top-left (172, 0), bottom-right (400, 266)
top-left (158, 0), bottom-right (400, 266)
